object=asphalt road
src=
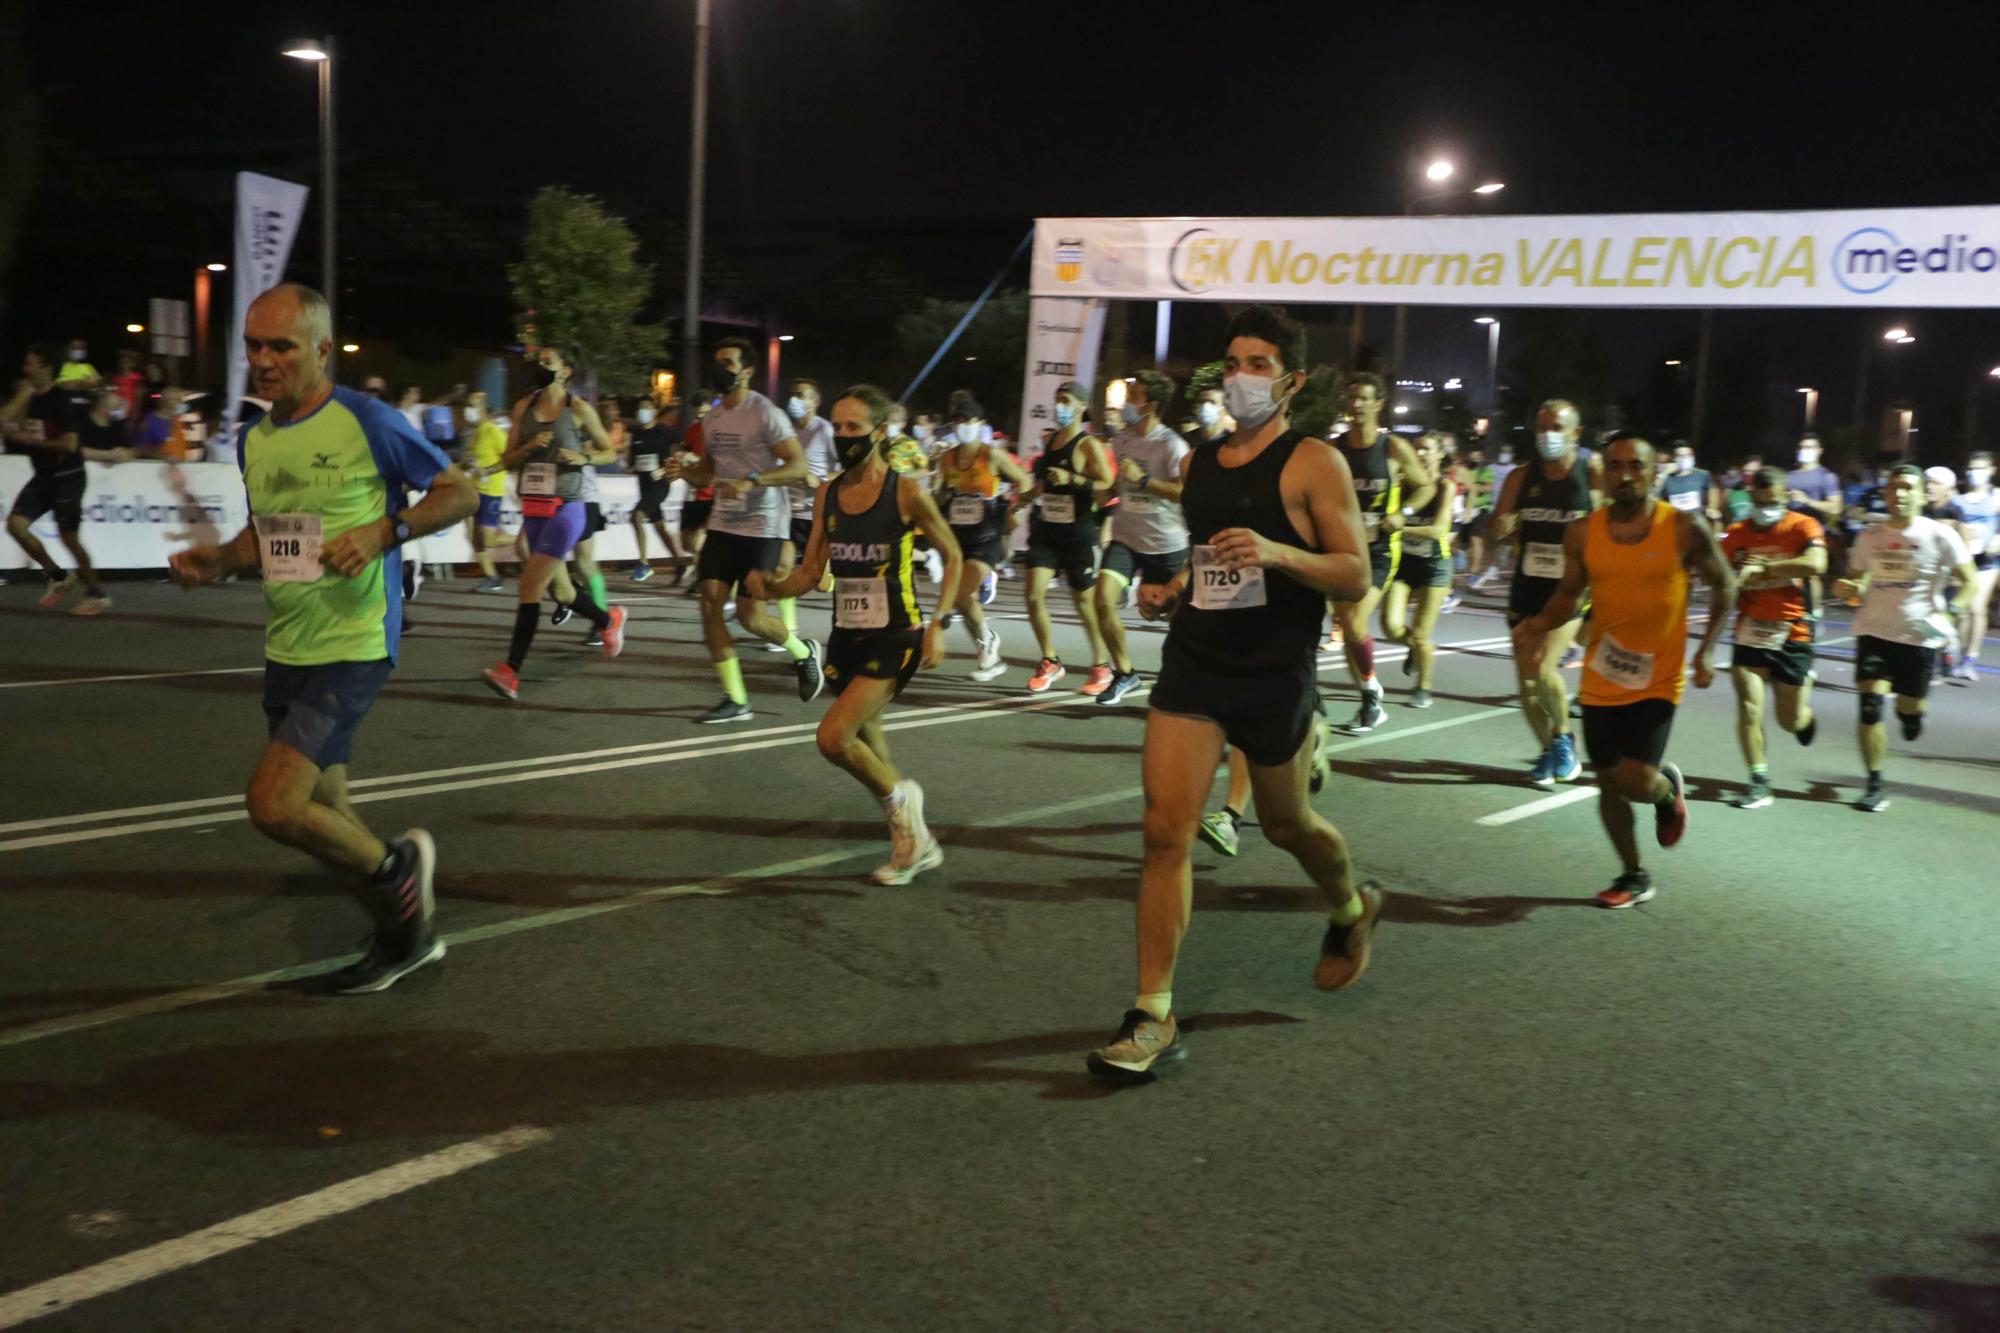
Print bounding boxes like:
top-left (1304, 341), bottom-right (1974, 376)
top-left (1, 572), bottom-right (1996, 1332)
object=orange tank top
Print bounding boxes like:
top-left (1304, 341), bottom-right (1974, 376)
top-left (1580, 500), bottom-right (1689, 706)
top-left (942, 446), bottom-right (998, 498)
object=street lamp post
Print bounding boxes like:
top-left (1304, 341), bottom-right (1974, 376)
top-left (1392, 160), bottom-right (1504, 372)
top-left (1797, 386), bottom-right (1817, 432)
top-left (1474, 316), bottom-right (1501, 419)
top-left (680, 0), bottom-right (712, 406)
top-left (283, 38), bottom-right (336, 339)
top-left (1852, 326), bottom-right (1916, 456)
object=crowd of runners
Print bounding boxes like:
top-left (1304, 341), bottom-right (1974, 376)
top-left (11, 283), bottom-right (1989, 1080)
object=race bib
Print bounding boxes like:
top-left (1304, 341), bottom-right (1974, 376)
top-left (949, 495), bottom-right (986, 526)
top-left (715, 489), bottom-right (747, 514)
top-left (521, 462), bottom-right (557, 497)
top-left (1522, 541), bottom-right (1565, 580)
top-left (1735, 617), bottom-right (1791, 650)
top-left (255, 513), bottom-right (323, 583)
top-left (1590, 632), bottom-right (1656, 691)
top-left (1123, 493), bottom-right (1158, 513)
top-left (1669, 489), bottom-right (1703, 512)
top-left (635, 453), bottom-right (660, 473)
top-left (1871, 547), bottom-right (1917, 586)
top-left (835, 577), bottom-right (889, 629)
top-left (1190, 544), bottom-right (1267, 611)
top-left (1039, 494), bottom-right (1076, 524)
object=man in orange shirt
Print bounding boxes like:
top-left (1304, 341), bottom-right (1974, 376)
top-left (1720, 468), bottom-right (1827, 809)
top-left (1513, 434), bottom-right (1735, 908)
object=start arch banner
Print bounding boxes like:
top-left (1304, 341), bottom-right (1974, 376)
top-left (1031, 208), bottom-right (2000, 308)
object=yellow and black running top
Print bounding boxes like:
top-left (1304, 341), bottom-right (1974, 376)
top-left (1341, 430), bottom-right (1402, 555)
top-left (824, 472), bottom-right (921, 633)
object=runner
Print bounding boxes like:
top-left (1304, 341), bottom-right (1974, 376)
top-left (1470, 441), bottom-right (1518, 589)
top-left (1836, 465), bottom-right (1976, 813)
top-left (460, 390), bottom-right (513, 593)
top-left (2, 345), bottom-right (112, 614)
top-left (1329, 371), bottom-right (1434, 734)
top-left (748, 384), bottom-right (962, 884)
top-left (1720, 467), bottom-right (1826, 809)
top-left (166, 283), bottom-right (478, 992)
top-left (1019, 380), bottom-right (1114, 695)
top-left (1657, 441), bottom-right (1721, 522)
top-left (1952, 452), bottom-right (1998, 681)
top-left (784, 377), bottom-right (843, 610)
top-left (478, 343), bottom-right (626, 700)
top-left (675, 410), bottom-right (715, 593)
top-left (1492, 399), bottom-right (1600, 786)
top-left (936, 399), bottom-right (1029, 681)
top-left (1088, 304), bottom-right (1380, 1081)
top-left (662, 336), bottom-right (822, 723)
top-left (1512, 433), bottom-right (1733, 908)
top-left (627, 400), bottom-right (688, 583)
top-left (1094, 369), bottom-right (1191, 706)
top-left (1381, 431), bottom-right (1457, 708)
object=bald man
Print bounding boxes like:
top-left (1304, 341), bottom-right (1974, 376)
top-left (170, 283), bottom-right (478, 994)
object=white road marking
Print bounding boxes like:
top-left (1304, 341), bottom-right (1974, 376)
top-left (0, 707), bottom-right (1513, 1050)
top-left (0, 665), bottom-right (263, 691)
top-left (0, 1127), bottom-right (551, 1328)
top-left (1476, 785), bottom-right (1599, 826)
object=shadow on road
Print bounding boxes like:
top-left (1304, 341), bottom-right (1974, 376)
top-left (1875, 1233), bottom-right (2000, 1333)
top-left (0, 1011), bottom-right (1307, 1137)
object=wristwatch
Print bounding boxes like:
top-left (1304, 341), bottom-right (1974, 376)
top-left (746, 470), bottom-right (761, 487)
top-left (389, 517), bottom-right (413, 546)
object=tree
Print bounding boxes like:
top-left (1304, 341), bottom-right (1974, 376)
top-left (507, 186), bottom-right (663, 397)
top-left (893, 288), bottom-right (1029, 426)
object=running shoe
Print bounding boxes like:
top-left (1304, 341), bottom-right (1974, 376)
top-left (1855, 783), bottom-right (1890, 814)
top-left (697, 699), bottom-right (753, 724)
top-left (1086, 1009), bottom-right (1184, 1079)
top-left (1957, 659), bottom-right (1981, 683)
top-left (71, 592), bottom-right (111, 616)
top-left (1442, 593), bottom-right (1463, 613)
top-left (873, 835), bottom-right (942, 886)
top-left (481, 663), bottom-right (520, 700)
top-left (1596, 868), bottom-right (1655, 909)
top-left (1339, 690), bottom-right (1386, 735)
top-left (1736, 773), bottom-right (1773, 810)
top-left (1795, 714), bottom-right (1818, 747)
top-left (795, 638), bottom-right (825, 702)
top-left (583, 628), bottom-right (606, 647)
top-left (970, 630), bottom-right (1006, 681)
top-left (762, 640), bottom-right (789, 652)
top-left (941, 611), bottom-right (956, 631)
top-left (1655, 761), bottom-right (1688, 847)
top-left (1408, 687), bottom-right (1433, 709)
top-left (1550, 733), bottom-right (1582, 783)
top-left (1196, 811), bottom-right (1240, 857)
top-left (550, 603), bottom-right (573, 627)
top-left (1400, 649), bottom-right (1414, 677)
top-left (1528, 742), bottom-right (1559, 788)
top-left (874, 780), bottom-right (942, 885)
top-left (632, 563), bottom-right (655, 581)
top-left (333, 831), bottom-right (443, 995)
top-left (1313, 880), bottom-right (1384, 991)
top-left (1319, 629), bottom-right (1344, 654)
top-left (978, 571), bottom-right (998, 605)
top-left (600, 606), bottom-right (627, 659)
top-left (329, 931), bottom-right (445, 995)
top-left (37, 575), bottom-right (78, 609)
top-left (1900, 712), bottom-right (1924, 742)
top-left (472, 576), bottom-right (505, 593)
top-left (1079, 664), bottom-right (1114, 697)
top-left (1026, 657), bottom-right (1065, 692)
top-left (1094, 668), bottom-right (1141, 705)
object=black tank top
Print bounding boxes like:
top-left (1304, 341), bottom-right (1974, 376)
top-left (1509, 460), bottom-right (1594, 609)
top-left (1168, 430), bottom-right (1323, 673)
top-left (1341, 431), bottom-right (1401, 551)
top-left (825, 469), bottom-right (920, 634)
top-left (1031, 432), bottom-right (1096, 537)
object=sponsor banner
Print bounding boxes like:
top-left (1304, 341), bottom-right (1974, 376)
top-left (1016, 296), bottom-right (1108, 460)
top-left (227, 173), bottom-right (311, 444)
top-left (1031, 209), bottom-right (2000, 307)
top-left (0, 459), bottom-right (651, 569)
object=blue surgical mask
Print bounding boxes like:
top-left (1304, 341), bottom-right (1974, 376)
top-left (787, 396), bottom-right (810, 421)
top-left (1053, 402), bottom-right (1078, 429)
top-left (1120, 403), bottom-right (1144, 428)
top-left (1537, 431), bottom-right (1569, 462)
top-left (1196, 401), bottom-right (1222, 429)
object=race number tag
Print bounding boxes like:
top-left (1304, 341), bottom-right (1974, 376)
top-left (949, 495), bottom-right (986, 526)
top-left (1190, 544), bottom-right (1267, 611)
top-left (1039, 494), bottom-right (1076, 524)
top-left (1590, 632), bottom-right (1656, 691)
top-left (1124, 492), bottom-right (1158, 513)
top-left (521, 462), bottom-right (557, 497)
top-left (715, 488), bottom-right (747, 514)
top-left (835, 577), bottom-right (889, 629)
top-left (255, 513), bottom-right (323, 583)
top-left (1669, 489), bottom-right (1703, 512)
top-left (1735, 617), bottom-right (1791, 650)
top-left (635, 453), bottom-right (660, 473)
top-left (1522, 541), bottom-right (1566, 579)
top-left (1871, 547), bottom-right (1917, 586)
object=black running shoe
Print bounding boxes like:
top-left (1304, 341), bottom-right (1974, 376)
top-left (1855, 784), bottom-right (1890, 813)
top-left (582, 627), bottom-right (606, 647)
top-left (550, 603), bottom-right (573, 627)
top-left (1408, 687), bottom-right (1433, 709)
top-left (1340, 691), bottom-right (1386, 735)
top-left (1596, 869), bottom-right (1655, 909)
top-left (1095, 668), bottom-right (1143, 706)
top-left (795, 638), bottom-right (825, 702)
top-left (698, 699), bottom-right (753, 724)
top-left (1795, 714), bottom-right (1817, 747)
top-left (1736, 774), bottom-right (1773, 810)
top-left (329, 931), bottom-right (445, 995)
top-left (1900, 712), bottom-right (1924, 742)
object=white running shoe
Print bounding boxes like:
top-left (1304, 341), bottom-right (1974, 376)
top-left (873, 780), bottom-right (943, 885)
top-left (970, 629), bottom-right (1006, 681)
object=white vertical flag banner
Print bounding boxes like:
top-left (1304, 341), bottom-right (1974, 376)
top-left (1016, 295), bottom-right (1108, 464)
top-left (226, 172), bottom-right (311, 445)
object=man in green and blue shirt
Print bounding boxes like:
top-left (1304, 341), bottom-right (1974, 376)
top-left (170, 283), bottom-right (477, 994)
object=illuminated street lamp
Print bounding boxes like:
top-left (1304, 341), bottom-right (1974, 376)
top-left (283, 37), bottom-right (336, 337)
top-left (1473, 316), bottom-right (1501, 416)
top-left (341, 343), bottom-right (360, 354)
top-left (205, 262), bottom-right (227, 273)
top-left (125, 323), bottom-right (144, 334)
top-left (1396, 157), bottom-right (1508, 369)
top-left (1798, 386), bottom-right (1818, 431)
top-left (1884, 327), bottom-right (1908, 341)
top-left (1425, 159), bottom-right (1454, 182)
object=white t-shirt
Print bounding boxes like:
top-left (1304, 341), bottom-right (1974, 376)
top-left (1110, 424), bottom-right (1191, 554)
top-left (790, 415), bottom-right (841, 515)
top-left (1850, 517), bottom-right (1971, 648)
top-left (702, 390), bottom-right (796, 539)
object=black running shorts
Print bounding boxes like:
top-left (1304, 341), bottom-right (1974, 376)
top-left (1150, 643), bottom-right (1319, 768)
top-left (1395, 551), bottom-right (1452, 589)
top-left (1368, 541), bottom-right (1400, 590)
top-left (825, 627), bottom-right (923, 697)
top-left (695, 530), bottom-right (784, 590)
top-left (1731, 637), bottom-right (1815, 688)
top-left (949, 523), bottom-right (1006, 569)
top-left (1100, 542), bottom-right (1189, 586)
top-left (9, 471), bottom-right (85, 529)
top-left (1581, 698), bottom-right (1677, 770)
top-left (680, 498), bottom-right (713, 532)
top-left (634, 478), bottom-right (673, 522)
top-left (788, 515), bottom-right (814, 552)
top-left (1025, 529), bottom-right (1099, 591)
top-left (1854, 635), bottom-right (1935, 700)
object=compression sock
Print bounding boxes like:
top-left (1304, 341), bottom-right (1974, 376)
top-left (780, 597), bottom-right (798, 636)
top-left (1136, 992), bottom-right (1173, 1022)
top-left (1353, 634), bottom-right (1377, 682)
top-left (507, 603), bottom-right (540, 669)
top-left (586, 571), bottom-right (608, 610)
top-left (568, 587), bottom-right (612, 629)
top-left (715, 656), bottom-right (748, 705)
top-left (780, 634), bottom-right (811, 662)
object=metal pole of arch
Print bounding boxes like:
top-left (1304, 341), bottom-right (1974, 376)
top-left (1689, 309), bottom-right (1714, 454)
top-left (680, 0), bottom-right (711, 406)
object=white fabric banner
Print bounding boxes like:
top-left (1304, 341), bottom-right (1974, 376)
top-left (1031, 209), bottom-right (2000, 308)
top-left (1016, 296), bottom-right (1108, 457)
top-left (226, 172), bottom-right (311, 442)
top-left (0, 458), bottom-right (651, 570)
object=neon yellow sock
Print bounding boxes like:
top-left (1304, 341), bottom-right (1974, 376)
top-left (715, 655), bottom-right (747, 705)
top-left (586, 571), bottom-right (608, 609)
top-left (781, 634), bottom-right (810, 662)
top-left (1136, 992), bottom-right (1172, 1022)
top-left (1328, 892), bottom-right (1363, 925)
top-left (780, 597), bottom-right (798, 636)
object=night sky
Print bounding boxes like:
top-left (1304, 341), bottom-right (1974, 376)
top-left (19, 0), bottom-right (2000, 453)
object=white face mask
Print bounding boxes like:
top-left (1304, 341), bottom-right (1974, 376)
top-left (635, 406), bottom-right (656, 426)
top-left (463, 406), bottom-right (484, 424)
top-left (1120, 403), bottom-right (1144, 428)
top-left (1797, 450), bottom-right (1821, 468)
top-left (1752, 503), bottom-right (1786, 527)
top-left (911, 424), bottom-right (931, 443)
top-left (1675, 456), bottom-right (1694, 473)
top-left (1223, 372), bottom-right (1285, 431)
top-left (1196, 401), bottom-right (1223, 428)
top-left (955, 421), bottom-right (981, 445)
top-left (1968, 467), bottom-right (1993, 488)
top-left (1536, 430), bottom-right (1569, 462)
top-left (886, 422), bottom-right (905, 439)
top-left (787, 396), bottom-right (810, 421)
top-left (1496, 451), bottom-right (1513, 465)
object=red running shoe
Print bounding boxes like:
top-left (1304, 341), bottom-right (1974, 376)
top-left (601, 606), bottom-right (627, 659)
top-left (1655, 761), bottom-right (1688, 848)
top-left (481, 663), bottom-right (519, 700)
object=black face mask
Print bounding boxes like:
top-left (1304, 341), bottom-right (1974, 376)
top-left (708, 363), bottom-right (742, 394)
top-left (528, 363), bottom-right (558, 391)
top-left (838, 432), bottom-right (881, 472)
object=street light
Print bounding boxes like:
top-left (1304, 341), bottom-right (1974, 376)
top-left (1472, 182), bottom-right (1506, 195)
top-left (1798, 386), bottom-right (1818, 431)
top-left (205, 262), bottom-right (227, 273)
top-left (776, 334), bottom-right (794, 342)
top-left (1665, 359), bottom-right (1683, 366)
top-left (1395, 158), bottom-right (1507, 370)
top-left (1473, 317), bottom-right (1501, 419)
top-left (341, 343), bottom-right (360, 354)
top-left (284, 37), bottom-right (336, 338)
top-left (1884, 327), bottom-right (1908, 341)
top-left (125, 323), bottom-right (144, 334)
top-left (1425, 159), bottom-right (1454, 182)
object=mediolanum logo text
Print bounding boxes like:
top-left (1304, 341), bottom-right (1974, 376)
top-left (1832, 227), bottom-right (2000, 294)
